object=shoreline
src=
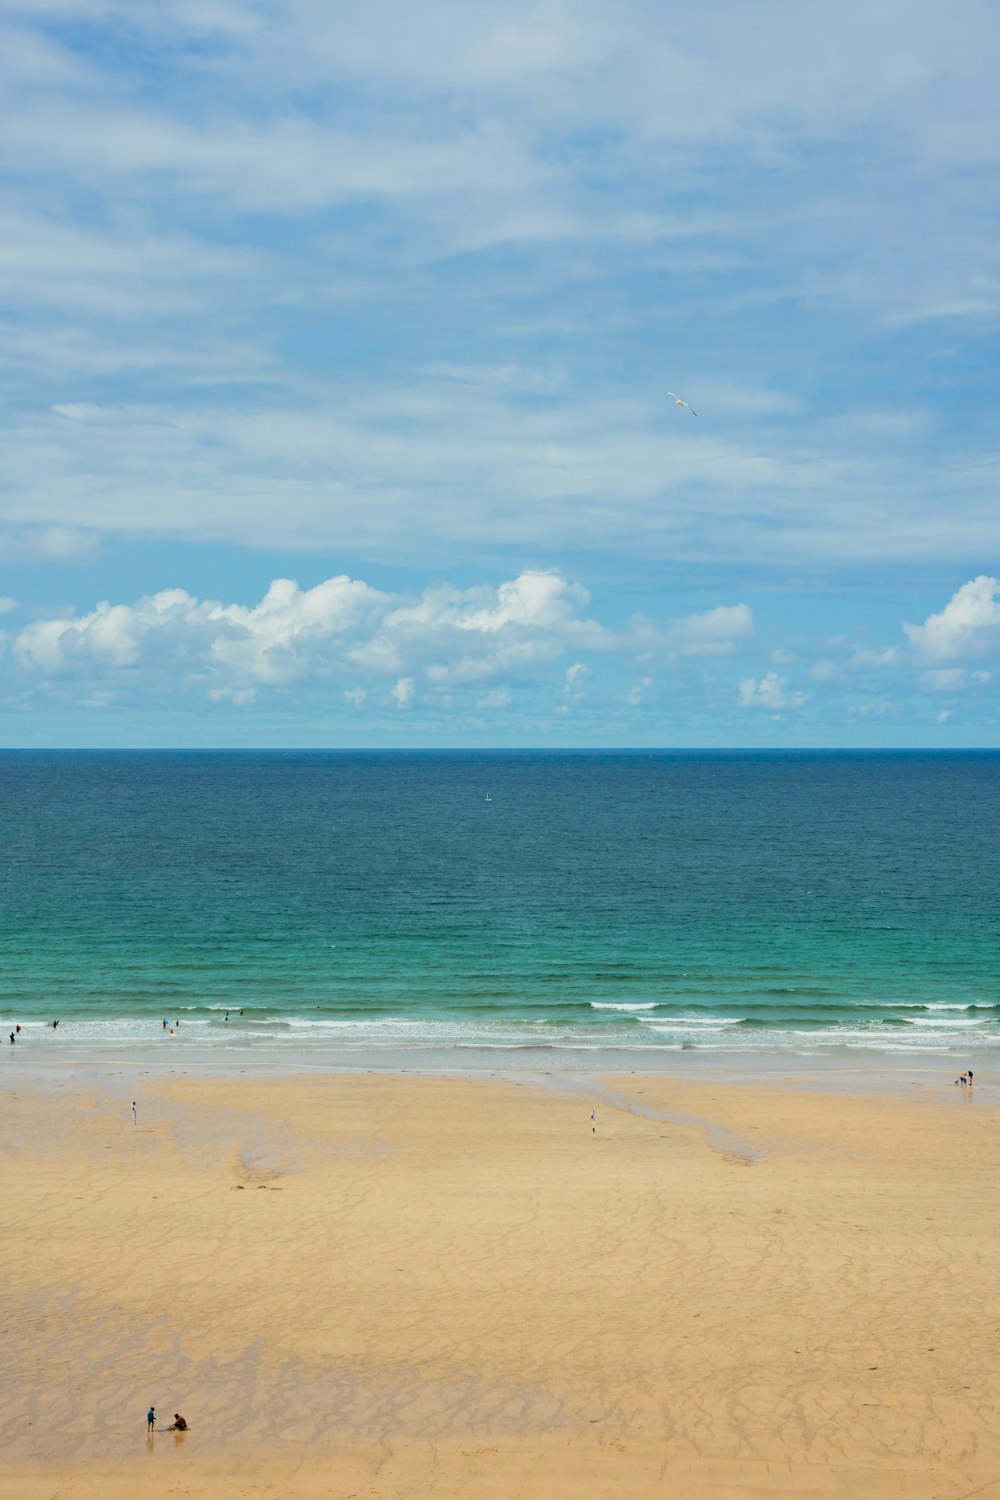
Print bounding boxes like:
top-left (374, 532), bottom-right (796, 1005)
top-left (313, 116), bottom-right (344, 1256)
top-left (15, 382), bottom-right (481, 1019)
top-left (3, 1037), bottom-right (994, 1097)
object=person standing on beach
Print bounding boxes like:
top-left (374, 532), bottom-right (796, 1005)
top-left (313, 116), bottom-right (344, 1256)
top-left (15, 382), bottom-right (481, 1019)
top-left (591, 1108), bottom-right (596, 1135)
top-left (147, 1406), bottom-right (155, 1432)
top-left (968, 1069), bottom-right (974, 1086)
top-left (9, 1032), bottom-right (14, 1045)
top-left (132, 1101), bottom-right (137, 1127)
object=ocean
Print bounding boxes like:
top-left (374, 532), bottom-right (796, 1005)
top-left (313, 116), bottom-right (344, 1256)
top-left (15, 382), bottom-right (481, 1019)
top-left (2, 750), bottom-right (999, 1056)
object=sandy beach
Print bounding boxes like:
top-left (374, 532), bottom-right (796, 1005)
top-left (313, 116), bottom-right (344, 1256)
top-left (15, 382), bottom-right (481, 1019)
top-left (1, 1062), bottom-right (998, 1498)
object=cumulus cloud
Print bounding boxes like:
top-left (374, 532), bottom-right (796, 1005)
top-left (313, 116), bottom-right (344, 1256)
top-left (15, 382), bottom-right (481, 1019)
top-left (664, 603), bottom-right (753, 657)
top-left (12, 570), bottom-right (587, 687)
top-left (904, 576), bottom-right (1000, 661)
top-left (737, 671), bottom-right (807, 711)
top-left (14, 577), bottom-right (385, 682)
top-left (7, 568), bottom-right (755, 714)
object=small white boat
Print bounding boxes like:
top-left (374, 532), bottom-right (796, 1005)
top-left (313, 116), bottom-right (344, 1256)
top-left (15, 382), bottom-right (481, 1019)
top-left (484, 791), bottom-right (492, 802)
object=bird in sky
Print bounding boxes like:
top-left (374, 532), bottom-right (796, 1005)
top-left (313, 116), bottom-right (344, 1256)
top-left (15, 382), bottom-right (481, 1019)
top-left (667, 391), bottom-right (698, 416)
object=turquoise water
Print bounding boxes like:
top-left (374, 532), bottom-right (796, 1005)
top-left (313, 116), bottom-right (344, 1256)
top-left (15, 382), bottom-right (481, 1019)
top-left (2, 750), bottom-right (999, 1053)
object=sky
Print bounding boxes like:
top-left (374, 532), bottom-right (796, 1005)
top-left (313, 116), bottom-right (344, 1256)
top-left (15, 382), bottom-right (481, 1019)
top-left (2, 0), bottom-right (999, 747)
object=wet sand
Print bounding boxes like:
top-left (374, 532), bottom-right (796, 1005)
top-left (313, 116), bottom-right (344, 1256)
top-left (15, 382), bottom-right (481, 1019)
top-left (1, 1065), bottom-right (997, 1498)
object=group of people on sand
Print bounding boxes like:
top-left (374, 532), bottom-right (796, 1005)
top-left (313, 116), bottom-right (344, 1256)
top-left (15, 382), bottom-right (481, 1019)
top-left (146, 1406), bottom-right (187, 1433)
top-left (956, 1069), bottom-right (975, 1087)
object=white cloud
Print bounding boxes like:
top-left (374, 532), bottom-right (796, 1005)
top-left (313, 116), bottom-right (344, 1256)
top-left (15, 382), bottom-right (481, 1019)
top-left (623, 675), bottom-right (652, 706)
top-left (392, 570), bottom-right (598, 642)
top-left (850, 645), bottom-right (899, 669)
top-left (10, 374), bottom-right (998, 572)
top-left (738, 671), bottom-right (807, 711)
top-left (920, 668), bottom-right (966, 692)
top-left (852, 701), bottom-right (891, 717)
top-left (7, 569), bottom-right (753, 713)
top-left (0, 527), bottom-right (98, 563)
top-left (14, 577), bottom-right (387, 682)
top-left (905, 576), bottom-right (1000, 661)
top-left (808, 659), bottom-right (838, 682)
top-left (1, 4), bottom-right (999, 578)
top-left (0, 597), bottom-right (16, 614)
top-left (937, 709), bottom-right (953, 723)
top-left (562, 662), bottom-right (591, 704)
top-left (4, 1), bottom-right (1000, 750)
top-left (664, 602), bottom-right (753, 657)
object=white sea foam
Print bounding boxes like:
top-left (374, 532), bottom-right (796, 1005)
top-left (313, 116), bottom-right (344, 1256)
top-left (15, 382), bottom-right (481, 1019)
top-left (590, 1002), bottom-right (658, 1012)
top-left (907, 1016), bottom-right (983, 1027)
top-left (641, 1015), bottom-right (743, 1027)
top-left (15, 1006), bottom-right (1000, 1059)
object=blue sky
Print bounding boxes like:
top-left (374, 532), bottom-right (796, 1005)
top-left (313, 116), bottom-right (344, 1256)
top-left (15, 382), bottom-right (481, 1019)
top-left (2, 0), bottom-right (999, 746)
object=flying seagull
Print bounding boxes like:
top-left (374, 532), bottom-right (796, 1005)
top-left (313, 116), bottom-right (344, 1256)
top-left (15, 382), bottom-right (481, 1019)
top-left (667, 391), bottom-right (697, 416)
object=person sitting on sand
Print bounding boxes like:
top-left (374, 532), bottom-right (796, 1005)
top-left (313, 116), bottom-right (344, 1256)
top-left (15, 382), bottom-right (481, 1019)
top-left (168, 1413), bottom-right (188, 1431)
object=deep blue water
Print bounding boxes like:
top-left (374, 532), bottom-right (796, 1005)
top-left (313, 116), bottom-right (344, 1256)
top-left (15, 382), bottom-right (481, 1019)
top-left (2, 750), bottom-right (999, 1052)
